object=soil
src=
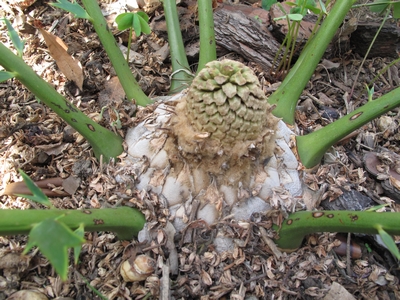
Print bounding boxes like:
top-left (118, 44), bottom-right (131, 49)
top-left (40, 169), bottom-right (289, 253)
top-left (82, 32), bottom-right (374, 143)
top-left (0, 0), bottom-right (400, 299)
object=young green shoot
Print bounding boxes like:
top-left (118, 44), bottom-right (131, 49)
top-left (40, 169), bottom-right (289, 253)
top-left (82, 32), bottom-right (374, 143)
top-left (0, 71), bottom-right (16, 82)
top-left (268, 0), bottom-right (357, 124)
top-left (115, 11), bottom-right (151, 63)
top-left (50, 0), bottom-right (93, 20)
top-left (1, 18), bottom-right (25, 57)
top-left (264, 0), bottom-right (324, 79)
top-left (365, 84), bottom-right (374, 102)
top-left (15, 170), bottom-right (55, 209)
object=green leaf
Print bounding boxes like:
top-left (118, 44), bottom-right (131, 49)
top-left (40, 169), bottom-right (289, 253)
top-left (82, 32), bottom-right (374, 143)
top-left (318, 0), bottom-right (327, 14)
top-left (73, 224), bottom-right (85, 265)
top-left (51, 0), bottom-right (92, 20)
top-left (23, 218), bottom-right (85, 281)
top-left (290, 6), bottom-right (302, 15)
top-left (393, 2), bottom-right (400, 18)
top-left (305, 4), bottom-right (321, 15)
top-left (115, 12), bottom-right (134, 31)
top-left (366, 204), bottom-right (389, 212)
top-left (133, 13), bottom-right (141, 37)
top-left (115, 12), bottom-right (150, 36)
top-left (369, 0), bottom-right (389, 14)
top-left (287, 13), bottom-right (304, 21)
top-left (0, 71), bottom-right (15, 82)
top-left (138, 15), bottom-right (151, 35)
top-left (376, 225), bottom-right (400, 260)
top-left (289, 0), bottom-right (318, 15)
top-left (306, 0), bottom-right (316, 7)
top-left (262, 0), bottom-right (277, 11)
top-left (2, 18), bottom-right (25, 57)
top-left (137, 11), bottom-right (149, 22)
top-left (15, 169), bottom-right (54, 208)
top-left (273, 16), bottom-right (287, 21)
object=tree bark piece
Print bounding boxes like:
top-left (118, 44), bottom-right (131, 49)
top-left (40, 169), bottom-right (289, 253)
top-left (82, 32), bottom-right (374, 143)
top-left (214, 8), bottom-right (281, 72)
top-left (351, 21), bottom-right (400, 58)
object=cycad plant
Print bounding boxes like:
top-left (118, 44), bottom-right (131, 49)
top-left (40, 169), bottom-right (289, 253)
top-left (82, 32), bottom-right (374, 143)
top-left (0, 0), bottom-right (400, 283)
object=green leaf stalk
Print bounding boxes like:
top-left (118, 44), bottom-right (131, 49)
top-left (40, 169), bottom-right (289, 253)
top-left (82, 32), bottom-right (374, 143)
top-left (0, 42), bottom-right (123, 162)
top-left (267, 0), bottom-right (400, 168)
top-left (296, 86), bottom-right (400, 168)
top-left (163, 0), bottom-right (192, 92)
top-left (274, 210), bottom-right (400, 252)
top-left (0, 207), bottom-right (145, 240)
top-left (1, 0), bottom-right (400, 265)
top-left (197, 0), bottom-right (217, 73)
top-left (268, 0), bottom-right (357, 124)
top-left (81, 0), bottom-right (151, 106)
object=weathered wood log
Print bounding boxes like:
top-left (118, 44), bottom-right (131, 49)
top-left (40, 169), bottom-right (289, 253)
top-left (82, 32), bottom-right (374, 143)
top-left (150, 3), bottom-right (399, 73)
top-left (213, 8), bottom-right (282, 72)
top-left (350, 21), bottom-right (400, 58)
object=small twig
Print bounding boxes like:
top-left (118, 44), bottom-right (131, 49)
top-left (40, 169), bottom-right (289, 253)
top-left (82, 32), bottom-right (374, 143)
top-left (346, 233), bottom-right (352, 276)
top-left (331, 250), bottom-right (357, 283)
top-left (160, 262), bottom-right (171, 300)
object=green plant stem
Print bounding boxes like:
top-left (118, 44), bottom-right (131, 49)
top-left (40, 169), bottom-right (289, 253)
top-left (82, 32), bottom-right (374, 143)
top-left (268, 0), bottom-right (357, 124)
top-left (81, 0), bottom-right (151, 106)
top-left (296, 86), bottom-right (400, 168)
top-left (352, 1), bottom-right (400, 9)
top-left (285, 21), bottom-right (300, 75)
top-left (0, 207), bottom-right (145, 240)
top-left (0, 42), bottom-right (123, 162)
top-left (126, 27), bottom-right (133, 63)
top-left (163, 0), bottom-right (193, 92)
top-left (274, 210), bottom-right (400, 251)
top-left (197, 0), bottom-right (217, 73)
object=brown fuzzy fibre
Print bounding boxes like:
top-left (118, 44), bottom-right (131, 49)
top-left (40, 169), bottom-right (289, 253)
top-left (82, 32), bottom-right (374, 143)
top-left (165, 95), bottom-right (278, 191)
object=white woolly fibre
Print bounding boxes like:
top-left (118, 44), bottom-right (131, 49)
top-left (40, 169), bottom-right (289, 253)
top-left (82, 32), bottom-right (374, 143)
top-left (231, 197), bottom-right (271, 221)
top-left (162, 176), bottom-right (189, 206)
top-left (123, 92), bottom-right (304, 228)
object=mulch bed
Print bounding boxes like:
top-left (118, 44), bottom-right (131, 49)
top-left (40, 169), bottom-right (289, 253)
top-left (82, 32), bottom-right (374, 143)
top-left (0, 0), bottom-right (399, 299)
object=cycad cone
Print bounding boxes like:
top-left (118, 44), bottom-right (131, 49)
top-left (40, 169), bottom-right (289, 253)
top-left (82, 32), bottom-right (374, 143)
top-left (122, 60), bottom-right (302, 232)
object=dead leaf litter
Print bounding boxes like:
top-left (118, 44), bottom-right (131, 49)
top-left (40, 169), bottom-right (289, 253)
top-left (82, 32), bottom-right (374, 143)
top-left (0, 0), bottom-right (399, 299)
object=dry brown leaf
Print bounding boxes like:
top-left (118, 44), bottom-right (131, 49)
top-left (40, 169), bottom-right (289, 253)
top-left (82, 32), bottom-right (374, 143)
top-left (39, 28), bottom-right (83, 90)
top-left (35, 141), bottom-right (69, 156)
top-left (322, 282), bottom-right (356, 300)
top-left (62, 176), bottom-right (81, 195)
top-left (3, 177), bottom-right (69, 197)
top-left (98, 76), bottom-right (126, 106)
